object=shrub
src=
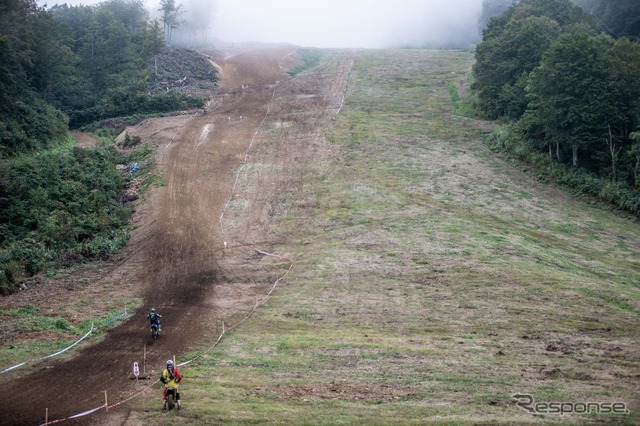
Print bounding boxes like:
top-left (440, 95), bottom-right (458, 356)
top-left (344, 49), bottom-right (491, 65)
top-left (484, 125), bottom-right (640, 217)
top-left (0, 144), bottom-right (131, 293)
top-left (123, 133), bottom-right (141, 148)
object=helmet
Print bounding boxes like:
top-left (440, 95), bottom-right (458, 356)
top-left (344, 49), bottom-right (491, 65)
top-left (151, 308), bottom-right (156, 312)
top-left (166, 359), bottom-right (173, 367)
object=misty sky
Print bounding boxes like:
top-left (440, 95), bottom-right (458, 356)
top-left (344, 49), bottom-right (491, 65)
top-left (38, 0), bottom-right (484, 48)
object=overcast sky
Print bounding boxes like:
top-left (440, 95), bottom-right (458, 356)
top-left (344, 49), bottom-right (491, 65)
top-left (39, 0), bottom-right (484, 48)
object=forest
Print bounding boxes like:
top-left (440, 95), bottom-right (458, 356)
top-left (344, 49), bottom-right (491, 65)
top-left (0, 0), bottom-right (213, 293)
top-left (473, 0), bottom-right (640, 215)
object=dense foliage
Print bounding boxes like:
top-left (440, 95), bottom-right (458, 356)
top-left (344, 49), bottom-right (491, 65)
top-left (478, 0), bottom-right (515, 32)
top-left (473, 0), bottom-right (640, 216)
top-left (0, 0), bottom-right (206, 145)
top-left (49, 1), bottom-right (205, 128)
top-left (574, 0), bottom-right (640, 39)
top-left (0, 142), bottom-right (131, 293)
top-left (0, 0), bottom-right (69, 157)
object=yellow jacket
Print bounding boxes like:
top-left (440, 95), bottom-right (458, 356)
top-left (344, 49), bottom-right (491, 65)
top-left (161, 366), bottom-right (182, 388)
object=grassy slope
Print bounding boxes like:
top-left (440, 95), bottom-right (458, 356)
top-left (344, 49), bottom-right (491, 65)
top-left (139, 50), bottom-right (639, 424)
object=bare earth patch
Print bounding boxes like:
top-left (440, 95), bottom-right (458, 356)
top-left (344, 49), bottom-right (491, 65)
top-left (255, 382), bottom-right (416, 401)
top-left (71, 130), bottom-right (101, 148)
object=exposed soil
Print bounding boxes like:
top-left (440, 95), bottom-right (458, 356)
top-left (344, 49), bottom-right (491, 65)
top-left (254, 383), bottom-right (415, 402)
top-left (70, 131), bottom-right (101, 148)
top-left (0, 47), bottom-right (353, 425)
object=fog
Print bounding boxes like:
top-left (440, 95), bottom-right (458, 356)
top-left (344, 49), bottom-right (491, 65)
top-left (214, 0), bottom-right (482, 48)
top-left (39, 0), bottom-right (484, 48)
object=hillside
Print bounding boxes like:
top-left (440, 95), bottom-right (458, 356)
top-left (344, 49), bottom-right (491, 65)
top-left (0, 47), bottom-right (638, 425)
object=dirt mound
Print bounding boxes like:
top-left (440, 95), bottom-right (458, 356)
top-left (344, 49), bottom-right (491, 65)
top-left (149, 47), bottom-right (218, 99)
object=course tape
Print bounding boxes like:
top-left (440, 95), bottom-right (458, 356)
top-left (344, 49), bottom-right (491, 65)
top-left (106, 378), bottom-right (160, 410)
top-left (37, 404), bottom-right (106, 426)
top-left (68, 405), bottom-right (105, 419)
top-left (1, 307), bottom-right (129, 376)
top-left (36, 378), bottom-right (160, 426)
top-left (100, 310), bottom-right (128, 327)
top-left (179, 250), bottom-right (294, 370)
top-left (0, 325), bottom-right (94, 375)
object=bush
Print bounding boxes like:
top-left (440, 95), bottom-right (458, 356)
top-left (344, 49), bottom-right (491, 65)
top-left (486, 122), bottom-right (524, 153)
top-left (484, 125), bottom-right (640, 218)
top-left (81, 229), bottom-right (129, 260)
top-left (123, 133), bottom-right (142, 148)
top-left (0, 144), bottom-right (131, 293)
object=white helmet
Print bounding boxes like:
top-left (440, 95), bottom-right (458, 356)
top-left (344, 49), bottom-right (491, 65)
top-left (166, 359), bottom-right (173, 367)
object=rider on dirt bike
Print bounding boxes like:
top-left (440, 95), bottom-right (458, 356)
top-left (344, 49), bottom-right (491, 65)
top-left (147, 308), bottom-right (162, 333)
top-left (161, 359), bottom-right (182, 409)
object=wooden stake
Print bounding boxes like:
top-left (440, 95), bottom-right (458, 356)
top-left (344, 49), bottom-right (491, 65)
top-left (104, 391), bottom-right (108, 412)
top-left (45, 408), bottom-right (48, 425)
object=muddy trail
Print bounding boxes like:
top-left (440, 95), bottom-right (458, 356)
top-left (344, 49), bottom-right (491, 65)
top-left (0, 47), bottom-right (353, 425)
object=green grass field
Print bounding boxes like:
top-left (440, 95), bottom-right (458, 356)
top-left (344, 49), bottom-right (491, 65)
top-left (111, 49), bottom-right (640, 424)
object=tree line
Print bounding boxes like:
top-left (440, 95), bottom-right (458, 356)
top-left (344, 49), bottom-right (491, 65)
top-left (479, 0), bottom-right (639, 40)
top-left (0, 0), bottom-right (205, 155)
top-left (473, 0), bottom-right (640, 215)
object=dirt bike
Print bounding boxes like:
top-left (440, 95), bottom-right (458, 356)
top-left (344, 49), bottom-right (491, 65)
top-left (164, 387), bottom-right (179, 410)
top-left (150, 323), bottom-right (160, 340)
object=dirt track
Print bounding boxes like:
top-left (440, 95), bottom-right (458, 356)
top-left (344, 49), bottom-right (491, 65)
top-left (0, 47), bottom-right (353, 425)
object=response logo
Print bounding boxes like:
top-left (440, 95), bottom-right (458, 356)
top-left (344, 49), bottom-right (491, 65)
top-left (513, 393), bottom-right (629, 416)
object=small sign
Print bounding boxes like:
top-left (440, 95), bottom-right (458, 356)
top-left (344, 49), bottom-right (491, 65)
top-left (133, 361), bottom-right (139, 378)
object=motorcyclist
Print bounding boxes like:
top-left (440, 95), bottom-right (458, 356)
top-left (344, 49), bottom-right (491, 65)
top-left (147, 308), bottom-right (162, 332)
top-left (160, 359), bottom-right (182, 409)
